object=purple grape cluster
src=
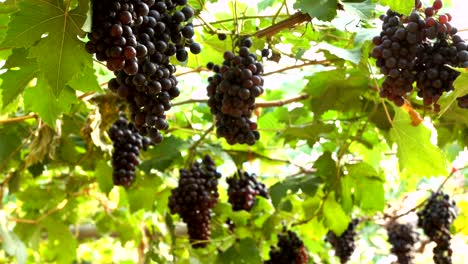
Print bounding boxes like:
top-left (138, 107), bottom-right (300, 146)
top-left (326, 219), bottom-right (359, 264)
top-left (265, 230), bottom-right (308, 264)
top-left (386, 222), bottom-right (418, 264)
top-left (168, 155), bottom-right (221, 248)
top-left (371, 0), bottom-right (468, 110)
top-left (86, 0), bottom-right (201, 143)
top-left (417, 192), bottom-right (457, 264)
top-left (206, 38), bottom-right (263, 145)
top-left (108, 116), bottom-right (152, 187)
top-left (227, 170), bottom-right (268, 211)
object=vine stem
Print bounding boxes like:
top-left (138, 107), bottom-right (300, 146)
top-left (186, 125), bottom-right (215, 165)
top-left (0, 114), bottom-right (37, 124)
top-left (254, 12), bottom-right (311, 38)
top-left (172, 93), bottom-right (311, 108)
top-left (263, 60), bottom-right (332, 76)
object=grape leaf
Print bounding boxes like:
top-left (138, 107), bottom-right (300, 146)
top-left (390, 107), bottom-right (448, 177)
top-left (317, 43), bottom-right (362, 65)
top-left (2, 0), bottom-right (92, 96)
top-left (438, 69), bottom-right (468, 117)
top-left (216, 238), bottom-right (262, 264)
top-left (258, 0), bottom-right (275, 11)
top-left (293, 0), bottom-right (338, 21)
top-left (0, 48), bottom-right (38, 108)
top-left (67, 65), bottom-right (102, 93)
top-left (23, 77), bottom-right (77, 126)
top-left (41, 218), bottom-right (77, 264)
top-left (313, 151), bottom-right (337, 187)
top-left (95, 160), bottom-right (113, 194)
top-left (348, 162), bottom-right (385, 213)
top-left (377, 0), bottom-right (414, 14)
top-left (323, 193), bottom-right (351, 235)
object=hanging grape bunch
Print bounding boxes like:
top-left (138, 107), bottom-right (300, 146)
top-left (168, 155), bottom-right (221, 248)
top-left (265, 230), bottom-right (308, 264)
top-left (386, 221), bottom-right (418, 264)
top-left (326, 219), bottom-right (359, 264)
top-left (108, 116), bottom-right (152, 187)
top-left (227, 170), bottom-right (268, 211)
top-left (417, 192), bottom-right (457, 264)
top-left (206, 37), bottom-right (264, 145)
top-left (371, 0), bottom-right (468, 110)
top-left (86, 0), bottom-right (201, 143)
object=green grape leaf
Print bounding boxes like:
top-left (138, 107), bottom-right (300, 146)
top-left (390, 107), bottom-right (448, 177)
top-left (317, 43), bottom-right (362, 65)
top-left (323, 193), bottom-right (351, 235)
top-left (24, 77), bottom-right (77, 127)
top-left (1, 0), bottom-right (88, 47)
top-left (2, 0), bottom-right (92, 96)
top-left (216, 238), bottom-right (262, 264)
top-left (258, 0), bottom-right (275, 11)
top-left (282, 123), bottom-right (335, 146)
top-left (347, 162), bottom-right (385, 213)
top-left (313, 151), bottom-right (337, 186)
top-left (140, 136), bottom-right (186, 172)
top-left (95, 160), bottom-right (113, 194)
top-left (378, 0), bottom-right (414, 15)
top-left (439, 69), bottom-right (468, 117)
top-left (0, 48), bottom-right (38, 108)
top-left (41, 218), bottom-right (77, 264)
top-left (293, 0), bottom-right (338, 21)
top-left (67, 65), bottom-right (102, 93)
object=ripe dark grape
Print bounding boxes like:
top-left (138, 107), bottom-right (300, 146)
top-left (417, 192), bottom-right (457, 264)
top-left (217, 33), bottom-right (227, 40)
top-left (265, 230), bottom-right (308, 264)
top-left (206, 38), bottom-right (264, 145)
top-left (88, 0), bottom-right (203, 144)
top-left (386, 222), bottom-right (418, 264)
top-left (168, 155), bottom-right (221, 248)
top-left (226, 170), bottom-right (268, 211)
top-left (108, 116), bottom-right (152, 187)
top-left (457, 94), bottom-right (468, 108)
top-left (326, 219), bottom-right (359, 264)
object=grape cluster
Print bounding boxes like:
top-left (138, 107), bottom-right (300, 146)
top-left (87, 0), bottom-right (200, 143)
top-left (168, 155), bottom-right (221, 248)
top-left (265, 230), bottom-right (308, 264)
top-left (227, 170), bottom-right (268, 211)
top-left (371, 0), bottom-right (468, 109)
top-left (417, 192), bottom-right (457, 264)
top-left (386, 222), bottom-right (417, 264)
top-left (326, 219), bottom-right (359, 264)
top-left (206, 38), bottom-right (264, 145)
top-left (108, 116), bottom-right (152, 187)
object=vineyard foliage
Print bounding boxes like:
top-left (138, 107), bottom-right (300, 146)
top-left (0, 0), bottom-right (467, 263)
